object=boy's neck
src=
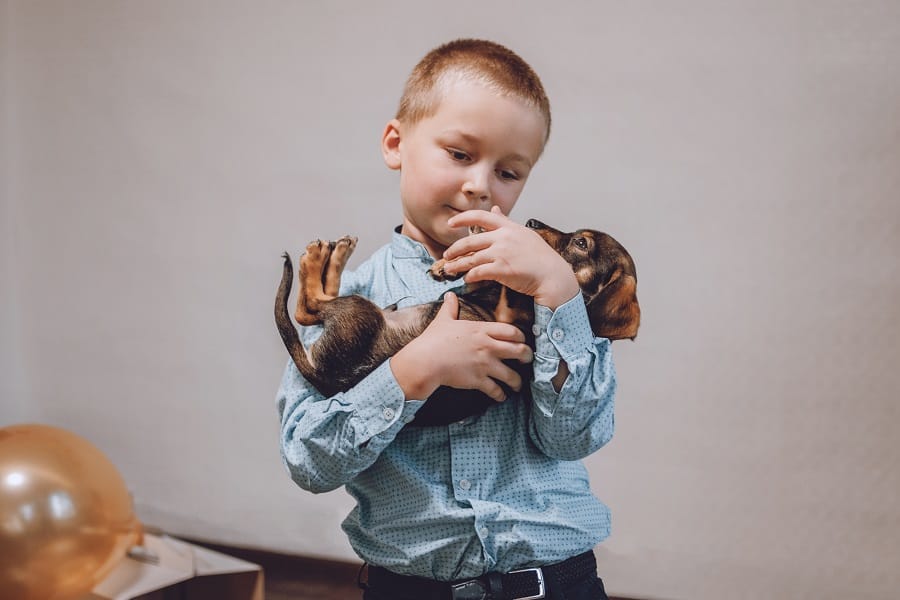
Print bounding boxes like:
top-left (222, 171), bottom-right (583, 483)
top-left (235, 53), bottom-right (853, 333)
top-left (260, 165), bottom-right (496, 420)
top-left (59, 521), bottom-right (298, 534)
top-left (399, 223), bottom-right (449, 260)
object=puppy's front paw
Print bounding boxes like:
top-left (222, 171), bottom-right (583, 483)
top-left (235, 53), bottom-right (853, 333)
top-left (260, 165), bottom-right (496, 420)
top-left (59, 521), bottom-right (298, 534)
top-left (429, 258), bottom-right (463, 281)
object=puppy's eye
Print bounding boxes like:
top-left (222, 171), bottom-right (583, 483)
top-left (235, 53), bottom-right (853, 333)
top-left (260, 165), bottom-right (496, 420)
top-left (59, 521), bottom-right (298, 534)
top-left (573, 237), bottom-right (588, 250)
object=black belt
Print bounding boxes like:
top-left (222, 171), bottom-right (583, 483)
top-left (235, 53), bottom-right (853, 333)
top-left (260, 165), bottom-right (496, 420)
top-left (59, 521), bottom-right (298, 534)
top-left (364, 550), bottom-right (596, 600)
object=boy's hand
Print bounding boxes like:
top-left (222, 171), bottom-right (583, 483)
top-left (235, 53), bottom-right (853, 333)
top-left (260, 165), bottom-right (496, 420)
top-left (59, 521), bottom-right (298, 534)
top-left (390, 292), bottom-right (533, 402)
top-left (442, 206), bottom-right (580, 309)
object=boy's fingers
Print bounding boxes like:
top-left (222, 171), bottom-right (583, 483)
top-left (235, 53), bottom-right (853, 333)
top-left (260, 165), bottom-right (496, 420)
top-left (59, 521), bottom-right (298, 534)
top-left (442, 250), bottom-right (489, 274)
top-left (443, 233), bottom-right (492, 260)
top-left (461, 264), bottom-right (494, 284)
top-left (506, 343), bottom-right (534, 364)
top-left (447, 207), bottom-right (508, 231)
top-left (490, 364), bottom-right (523, 393)
top-left (484, 322), bottom-right (525, 343)
top-left (491, 340), bottom-right (533, 364)
top-left (438, 291), bottom-right (459, 319)
top-left (479, 378), bottom-right (507, 403)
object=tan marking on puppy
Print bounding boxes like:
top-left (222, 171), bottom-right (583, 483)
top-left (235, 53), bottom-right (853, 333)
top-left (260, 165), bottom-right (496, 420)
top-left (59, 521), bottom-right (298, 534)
top-left (295, 240), bottom-right (332, 325)
top-left (493, 285), bottom-right (516, 324)
top-left (324, 236), bottom-right (357, 297)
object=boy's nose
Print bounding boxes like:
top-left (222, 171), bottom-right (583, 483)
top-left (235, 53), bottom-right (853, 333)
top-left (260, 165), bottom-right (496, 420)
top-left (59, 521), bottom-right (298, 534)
top-left (464, 188), bottom-right (489, 202)
top-left (462, 174), bottom-right (490, 203)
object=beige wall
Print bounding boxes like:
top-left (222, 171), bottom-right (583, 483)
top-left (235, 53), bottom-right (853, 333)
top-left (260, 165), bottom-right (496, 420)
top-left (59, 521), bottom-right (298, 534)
top-left (1, 0), bottom-right (26, 424)
top-left (2, 2), bottom-right (899, 598)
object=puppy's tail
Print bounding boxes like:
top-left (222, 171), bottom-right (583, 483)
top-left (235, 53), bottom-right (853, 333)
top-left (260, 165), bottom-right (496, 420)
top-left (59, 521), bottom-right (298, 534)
top-left (275, 253), bottom-right (316, 379)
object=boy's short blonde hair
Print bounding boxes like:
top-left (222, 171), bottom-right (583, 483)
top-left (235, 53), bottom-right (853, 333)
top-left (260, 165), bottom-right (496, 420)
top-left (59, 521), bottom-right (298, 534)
top-left (396, 39), bottom-right (551, 143)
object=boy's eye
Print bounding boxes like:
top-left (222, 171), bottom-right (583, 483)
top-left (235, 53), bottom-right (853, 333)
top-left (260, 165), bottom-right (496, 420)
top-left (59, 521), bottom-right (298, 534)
top-left (497, 169), bottom-right (520, 181)
top-left (446, 148), bottom-right (471, 162)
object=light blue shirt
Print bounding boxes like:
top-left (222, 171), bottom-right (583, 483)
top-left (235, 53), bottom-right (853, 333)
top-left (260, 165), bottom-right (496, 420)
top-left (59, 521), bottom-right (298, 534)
top-left (277, 229), bottom-right (617, 581)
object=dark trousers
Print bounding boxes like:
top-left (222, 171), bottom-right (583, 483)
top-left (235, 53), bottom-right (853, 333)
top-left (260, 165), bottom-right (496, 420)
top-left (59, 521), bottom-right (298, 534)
top-left (362, 576), bottom-right (608, 599)
top-left (360, 558), bottom-right (609, 600)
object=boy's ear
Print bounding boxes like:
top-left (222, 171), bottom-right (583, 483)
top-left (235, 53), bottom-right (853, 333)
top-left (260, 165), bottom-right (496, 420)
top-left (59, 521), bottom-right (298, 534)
top-left (381, 119), bottom-right (402, 170)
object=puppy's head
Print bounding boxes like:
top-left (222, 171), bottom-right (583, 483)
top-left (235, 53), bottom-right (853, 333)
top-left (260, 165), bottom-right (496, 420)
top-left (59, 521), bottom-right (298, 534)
top-left (526, 219), bottom-right (641, 341)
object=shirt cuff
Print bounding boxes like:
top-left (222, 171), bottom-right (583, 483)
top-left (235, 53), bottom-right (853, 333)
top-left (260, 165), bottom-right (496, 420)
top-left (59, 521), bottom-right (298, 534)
top-left (532, 292), bottom-right (594, 361)
top-left (347, 361), bottom-right (423, 437)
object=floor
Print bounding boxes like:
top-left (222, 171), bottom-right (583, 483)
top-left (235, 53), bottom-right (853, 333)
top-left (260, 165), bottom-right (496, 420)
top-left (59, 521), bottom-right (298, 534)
top-left (191, 539), bottom-right (363, 600)
top-left (264, 560), bottom-right (363, 600)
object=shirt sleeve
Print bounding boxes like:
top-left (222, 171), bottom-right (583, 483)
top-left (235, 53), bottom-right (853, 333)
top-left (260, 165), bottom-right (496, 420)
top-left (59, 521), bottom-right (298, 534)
top-left (276, 325), bottom-right (425, 493)
top-left (527, 292), bottom-right (617, 460)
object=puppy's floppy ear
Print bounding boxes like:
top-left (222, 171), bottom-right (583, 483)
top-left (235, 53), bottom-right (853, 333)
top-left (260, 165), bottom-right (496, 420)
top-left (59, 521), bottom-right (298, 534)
top-left (586, 269), bottom-right (641, 341)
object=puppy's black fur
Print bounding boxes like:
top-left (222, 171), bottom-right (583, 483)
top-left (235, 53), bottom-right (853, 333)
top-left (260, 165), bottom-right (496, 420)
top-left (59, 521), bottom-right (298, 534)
top-left (275, 219), bottom-right (640, 426)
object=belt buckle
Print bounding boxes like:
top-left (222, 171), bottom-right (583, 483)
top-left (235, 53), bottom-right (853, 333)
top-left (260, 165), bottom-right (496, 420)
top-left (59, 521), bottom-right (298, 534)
top-left (450, 578), bottom-right (487, 600)
top-left (508, 567), bottom-right (545, 600)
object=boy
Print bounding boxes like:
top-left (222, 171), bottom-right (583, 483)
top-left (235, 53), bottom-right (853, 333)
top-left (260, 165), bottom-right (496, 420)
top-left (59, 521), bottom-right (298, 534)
top-left (277, 39), bottom-right (614, 600)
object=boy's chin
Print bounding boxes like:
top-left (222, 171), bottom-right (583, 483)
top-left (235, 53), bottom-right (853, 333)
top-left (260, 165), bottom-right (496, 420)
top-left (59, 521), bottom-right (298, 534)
top-left (440, 228), bottom-right (469, 247)
top-left (403, 222), bottom-right (467, 255)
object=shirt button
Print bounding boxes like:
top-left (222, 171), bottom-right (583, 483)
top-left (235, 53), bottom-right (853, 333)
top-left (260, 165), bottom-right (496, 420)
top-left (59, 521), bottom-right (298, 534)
top-left (551, 328), bottom-right (565, 342)
top-left (459, 479), bottom-right (471, 491)
top-left (532, 323), bottom-right (542, 336)
top-left (382, 407), bottom-right (395, 421)
top-left (480, 526), bottom-right (489, 537)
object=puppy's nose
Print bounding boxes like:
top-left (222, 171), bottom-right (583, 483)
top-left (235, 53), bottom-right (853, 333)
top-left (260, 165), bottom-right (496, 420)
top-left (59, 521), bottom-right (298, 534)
top-left (525, 218), bottom-right (546, 229)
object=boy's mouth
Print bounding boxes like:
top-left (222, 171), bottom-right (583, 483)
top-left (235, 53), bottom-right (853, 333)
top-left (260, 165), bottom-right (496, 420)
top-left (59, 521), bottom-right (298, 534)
top-left (446, 205), bottom-right (491, 215)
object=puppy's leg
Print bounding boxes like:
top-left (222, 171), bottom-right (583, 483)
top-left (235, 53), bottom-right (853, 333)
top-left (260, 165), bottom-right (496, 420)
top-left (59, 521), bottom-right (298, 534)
top-left (428, 225), bottom-right (482, 281)
top-left (294, 240), bottom-right (333, 326)
top-left (324, 236), bottom-right (357, 297)
top-left (429, 258), bottom-right (465, 281)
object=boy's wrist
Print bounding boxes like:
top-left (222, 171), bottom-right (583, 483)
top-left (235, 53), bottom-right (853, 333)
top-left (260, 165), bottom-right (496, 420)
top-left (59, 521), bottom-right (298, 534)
top-left (534, 272), bottom-right (580, 310)
top-left (390, 346), bottom-right (438, 401)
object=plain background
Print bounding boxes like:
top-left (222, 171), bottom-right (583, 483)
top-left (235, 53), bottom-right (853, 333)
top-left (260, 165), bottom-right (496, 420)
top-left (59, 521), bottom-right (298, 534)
top-left (2, 2), bottom-right (899, 599)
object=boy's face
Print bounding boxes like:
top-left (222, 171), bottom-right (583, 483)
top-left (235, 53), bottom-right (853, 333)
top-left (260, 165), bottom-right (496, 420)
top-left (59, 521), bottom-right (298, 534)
top-left (382, 79), bottom-right (547, 259)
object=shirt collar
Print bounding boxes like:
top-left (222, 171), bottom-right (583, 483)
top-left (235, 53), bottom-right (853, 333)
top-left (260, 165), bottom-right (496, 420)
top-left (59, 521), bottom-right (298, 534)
top-left (389, 225), bottom-right (467, 300)
top-left (391, 225), bottom-right (436, 262)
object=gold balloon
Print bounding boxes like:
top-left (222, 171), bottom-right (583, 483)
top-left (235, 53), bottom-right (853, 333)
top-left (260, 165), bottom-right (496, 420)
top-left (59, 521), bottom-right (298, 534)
top-left (0, 424), bottom-right (142, 600)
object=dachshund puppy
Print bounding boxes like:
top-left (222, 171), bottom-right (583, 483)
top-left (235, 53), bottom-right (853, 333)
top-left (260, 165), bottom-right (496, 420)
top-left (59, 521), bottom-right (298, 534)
top-left (275, 219), bottom-right (640, 426)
